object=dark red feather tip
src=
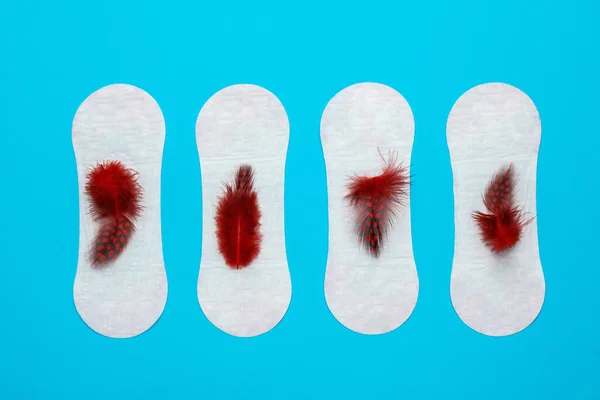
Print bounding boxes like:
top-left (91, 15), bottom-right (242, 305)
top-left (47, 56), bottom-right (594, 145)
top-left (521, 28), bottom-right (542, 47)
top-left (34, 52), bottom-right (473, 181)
top-left (84, 160), bottom-right (143, 267)
top-left (472, 164), bottom-right (533, 253)
top-left (344, 150), bottom-right (410, 258)
top-left (215, 165), bottom-right (263, 269)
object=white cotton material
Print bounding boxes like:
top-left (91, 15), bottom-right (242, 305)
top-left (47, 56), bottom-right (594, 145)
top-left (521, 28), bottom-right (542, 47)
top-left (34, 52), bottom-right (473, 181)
top-left (72, 84), bottom-right (168, 339)
top-left (321, 83), bottom-right (418, 335)
top-left (447, 82), bottom-right (546, 337)
top-left (196, 84), bottom-right (291, 338)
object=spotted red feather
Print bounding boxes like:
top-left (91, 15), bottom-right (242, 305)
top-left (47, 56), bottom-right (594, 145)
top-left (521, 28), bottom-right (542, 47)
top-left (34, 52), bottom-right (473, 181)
top-left (85, 160), bottom-right (142, 267)
top-left (344, 150), bottom-right (410, 258)
top-left (215, 165), bottom-right (262, 269)
top-left (472, 164), bottom-right (533, 253)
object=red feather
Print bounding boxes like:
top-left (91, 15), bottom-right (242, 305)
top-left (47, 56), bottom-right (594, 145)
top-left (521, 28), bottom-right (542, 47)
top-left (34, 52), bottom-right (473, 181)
top-left (84, 160), bottom-right (143, 267)
top-left (472, 164), bottom-right (533, 253)
top-left (215, 165), bottom-right (262, 269)
top-left (344, 150), bottom-right (410, 258)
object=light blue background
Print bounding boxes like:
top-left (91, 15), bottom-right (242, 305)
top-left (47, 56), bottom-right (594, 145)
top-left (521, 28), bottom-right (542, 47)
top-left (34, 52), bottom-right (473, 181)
top-left (1, 0), bottom-right (599, 398)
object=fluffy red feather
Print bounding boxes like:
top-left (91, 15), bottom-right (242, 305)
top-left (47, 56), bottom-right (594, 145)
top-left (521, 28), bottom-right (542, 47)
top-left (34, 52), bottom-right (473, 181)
top-left (344, 150), bottom-right (410, 258)
top-left (84, 160), bottom-right (143, 267)
top-left (215, 165), bottom-right (262, 269)
top-left (472, 164), bottom-right (533, 253)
